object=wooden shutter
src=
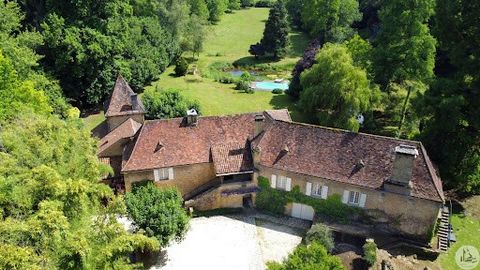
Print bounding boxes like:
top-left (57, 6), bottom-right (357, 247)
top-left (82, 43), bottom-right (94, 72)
top-left (321, 186), bottom-right (329, 199)
top-left (286, 177), bottom-right (292, 191)
top-left (271, 175), bottom-right (277, 188)
top-left (305, 182), bottom-right (312, 195)
top-left (342, 190), bottom-right (349, 204)
top-left (153, 169), bottom-right (159, 182)
top-left (359, 193), bottom-right (367, 208)
top-left (168, 168), bottom-right (174, 180)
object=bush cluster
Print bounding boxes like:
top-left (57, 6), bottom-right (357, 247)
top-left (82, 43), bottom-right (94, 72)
top-left (305, 224), bottom-right (335, 252)
top-left (272, 88), bottom-right (284, 94)
top-left (255, 0), bottom-right (275, 8)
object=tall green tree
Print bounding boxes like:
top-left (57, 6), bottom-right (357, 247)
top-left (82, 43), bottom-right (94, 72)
top-left (142, 88), bottom-right (201, 120)
top-left (0, 114), bottom-right (160, 269)
top-left (251, 0), bottom-right (289, 58)
top-left (301, 0), bottom-right (361, 42)
top-left (417, 0), bottom-right (480, 193)
top-left (373, 0), bottom-right (436, 86)
top-left (300, 43), bottom-right (379, 131)
top-left (0, 51), bottom-right (51, 122)
top-left (228, 0), bottom-right (241, 10)
top-left (40, 0), bottom-right (178, 106)
top-left (125, 182), bottom-right (189, 246)
top-left (206, 0), bottom-right (228, 22)
top-left (190, 0), bottom-right (210, 20)
top-left (0, 1), bottom-right (71, 116)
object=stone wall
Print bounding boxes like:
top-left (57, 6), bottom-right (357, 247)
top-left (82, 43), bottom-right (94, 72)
top-left (123, 162), bottom-right (216, 196)
top-left (256, 165), bottom-right (442, 239)
top-left (186, 182), bottom-right (257, 211)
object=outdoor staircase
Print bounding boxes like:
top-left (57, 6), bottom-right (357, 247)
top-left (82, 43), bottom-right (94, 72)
top-left (438, 206), bottom-right (451, 252)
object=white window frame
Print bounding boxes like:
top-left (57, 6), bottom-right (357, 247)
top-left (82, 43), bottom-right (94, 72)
top-left (277, 175), bottom-right (287, 190)
top-left (311, 183), bottom-right (323, 197)
top-left (154, 167), bottom-right (173, 182)
top-left (348, 191), bottom-right (360, 205)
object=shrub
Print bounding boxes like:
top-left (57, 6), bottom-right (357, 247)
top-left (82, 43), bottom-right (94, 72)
top-left (241, 0), bottom-right (254, 8)
top-left (305, 224), bottom-right (335, 252)
top-left (255, 176), bottom-right (363, 223)
top-left (245, 88), bottom-right (255, 94)
top-left (272, 88), bottom-right (284, 94)
top-left (142, 88), bottom-right (201, 119)
top-left (363, 239), bottom-right (377, 266)
top-left (124, 182), bottom-right (190, 246)
top-left (174, 57), bottom-right (189, 76)
top-left (216, 74), bottom-right (238, 84)
top-left (240, 71), bottom-right (253, 81)
top-left (266, 242), bottom-right (345, 270)
top-left (235, 80), bottom-right (251, 91)
top-left (255, 0), bottom-right (274, 8)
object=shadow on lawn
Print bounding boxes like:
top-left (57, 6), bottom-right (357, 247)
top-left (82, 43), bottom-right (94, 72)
top-left (269, 94), bottom-right (314, 124)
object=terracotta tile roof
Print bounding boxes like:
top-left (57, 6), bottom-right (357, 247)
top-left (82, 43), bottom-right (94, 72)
top-left (265, 109), bottom-right (291, 122)
top-left (104, 75), bottom-right (145, 117)
top-left (211, 141), bottom-right (253, 175)
top-left (120, 110), bottom-right (443, 202)
top-left (122, 113), bottom-right (263, 172)
top-left (255, 120), bottom-right (444, 202)
top-left (98, 118), bottom-right (142, 157)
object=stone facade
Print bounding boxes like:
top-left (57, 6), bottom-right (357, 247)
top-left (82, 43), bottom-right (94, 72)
top-left (256, 164), bottom-right (442, 238)
top-left (123, 162), bottom-right (216, 195)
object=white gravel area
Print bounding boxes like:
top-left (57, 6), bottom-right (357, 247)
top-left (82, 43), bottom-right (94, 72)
top-left (151, 215), bottom-right (303, 270)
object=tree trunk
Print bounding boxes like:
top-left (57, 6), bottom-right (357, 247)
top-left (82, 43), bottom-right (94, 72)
top-left (397, 84), bottom-right (412, 138)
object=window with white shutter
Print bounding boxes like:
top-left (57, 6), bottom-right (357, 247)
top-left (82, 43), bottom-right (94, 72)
top-left (154, 168), bottom-right (173, 182)
top-left (277, 175), bottom-right (287, 190)
top-left (347, 191), bottom-right (360, 205)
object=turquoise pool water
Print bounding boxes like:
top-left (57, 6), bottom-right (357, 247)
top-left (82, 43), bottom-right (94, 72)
top-left (254, 81), bottom-right (289, 91)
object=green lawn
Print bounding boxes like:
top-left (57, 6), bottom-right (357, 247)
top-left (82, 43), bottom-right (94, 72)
top-left (83, 8), bottom-right (310, 128)
top-left (437, 196), bottom-right (480, 270)
top-left (147, 8), bottom-right (310, 121)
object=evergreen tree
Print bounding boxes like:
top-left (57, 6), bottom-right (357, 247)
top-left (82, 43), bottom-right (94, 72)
top-left (253, 0), bottom-right (289, 58)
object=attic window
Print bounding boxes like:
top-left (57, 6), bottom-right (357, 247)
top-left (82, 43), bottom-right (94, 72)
top-left (121, 104), bottom-right (133, 112)
top-left (154, 142), bottom-right (163, 153)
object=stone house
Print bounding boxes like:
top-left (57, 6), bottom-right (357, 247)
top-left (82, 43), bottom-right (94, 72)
top-left (96, 76), bottom-right (445, 241)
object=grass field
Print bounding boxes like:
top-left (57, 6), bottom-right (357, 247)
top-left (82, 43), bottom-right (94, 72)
top-left (147, 8), bottom-right (309, 121)
top-left (83, 8), bottom-right (310, 128)
top-left (437, 196), bottom-right (480, 270)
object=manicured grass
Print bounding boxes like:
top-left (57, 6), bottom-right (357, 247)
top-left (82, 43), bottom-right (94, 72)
top-left (148, 8), bottom-right (310, 121)
top-left (83, 111), bottom-right (105, 131)
top-left (437, 196), bottom-right (480, 270)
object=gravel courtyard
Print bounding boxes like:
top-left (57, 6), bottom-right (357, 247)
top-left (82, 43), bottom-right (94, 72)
top-left (150, 214), bottom-right (308, 270)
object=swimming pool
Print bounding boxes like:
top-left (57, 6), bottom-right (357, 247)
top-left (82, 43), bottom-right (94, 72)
top-left (254, 81), bottom-right (289, 91)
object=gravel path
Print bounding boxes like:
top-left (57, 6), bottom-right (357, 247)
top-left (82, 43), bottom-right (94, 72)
top-left (153, 214), bottom-right (305, 270)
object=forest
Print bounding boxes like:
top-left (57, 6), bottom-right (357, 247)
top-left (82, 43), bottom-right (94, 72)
top-left (0, 0), bottom-right (479, 269)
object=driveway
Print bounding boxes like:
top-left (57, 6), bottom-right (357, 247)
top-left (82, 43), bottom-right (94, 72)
top-left (151, 213), bottom-right (309, 270)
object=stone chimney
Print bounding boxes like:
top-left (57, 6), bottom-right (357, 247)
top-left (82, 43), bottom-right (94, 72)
top-left (186, 109), bottom-right (198, 126)
top-left (384, 144), bottom-right (418, 195)
top-left (130, 93), bottom-right (138, 110)
top-left (254, 114), bottom-right (265, 138)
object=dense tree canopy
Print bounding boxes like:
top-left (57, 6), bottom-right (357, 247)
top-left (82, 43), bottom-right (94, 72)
top-left (41, 0), bottom-right (178, 106)
top-left (0, 114), bottom-right (160, 269)
top-left (373, 0), bottom-right (436, 86)
top-left (301, 0), bottom-right (361, 42)
top-left (300, 43), bottom-right (379, 131)
top-left (416, 0), bottom-right (480, 193)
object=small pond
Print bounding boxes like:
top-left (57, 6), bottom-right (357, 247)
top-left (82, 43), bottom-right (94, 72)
top-left (253, 81), bottom-right (289, 91)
